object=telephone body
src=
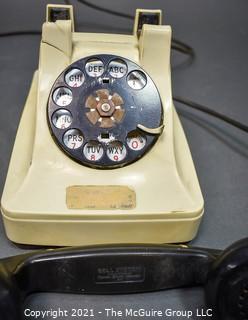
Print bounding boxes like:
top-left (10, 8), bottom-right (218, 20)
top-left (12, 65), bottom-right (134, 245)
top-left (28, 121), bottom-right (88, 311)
top-left (1, 5), bottom-right (204, 246)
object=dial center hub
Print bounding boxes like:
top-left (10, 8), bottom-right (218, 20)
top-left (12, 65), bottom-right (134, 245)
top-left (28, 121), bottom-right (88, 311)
top-left (101, 103), bottom-right (111, 112)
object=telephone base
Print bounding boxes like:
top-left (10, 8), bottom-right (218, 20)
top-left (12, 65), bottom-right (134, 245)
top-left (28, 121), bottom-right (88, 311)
top-left (1, 6), bottom-right (204, 246)
top-left (1, 72), bottom-right (203, 246)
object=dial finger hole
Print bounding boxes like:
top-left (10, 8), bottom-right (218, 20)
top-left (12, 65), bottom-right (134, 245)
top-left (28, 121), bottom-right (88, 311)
top-left (106, 141), bottom-right (127, 162)
top-left (127, 131), bottom-right (147, 151)
top-left (108, 59), bottom-right (127, 78)
top-left (127, 70), bottom-right (147, 90)
top-left (65, 68), bottom-right (85, 88)
top-left (85, 58), bottom-right (104, 77)
top-left (52, 109), bottom-right (72, 129)
top-left (83, 141), bottom-right (104, 162)
top-left (53, 87), bottom-right (73, 107)
top-left (63, 129), bottom-right (84, 149)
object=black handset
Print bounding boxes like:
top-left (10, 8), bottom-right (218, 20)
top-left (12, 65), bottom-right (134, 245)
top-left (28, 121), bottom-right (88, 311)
top-left (47, 54), bottom-right (164, 169)
top-left (0, 239), bottom-right (247, 320)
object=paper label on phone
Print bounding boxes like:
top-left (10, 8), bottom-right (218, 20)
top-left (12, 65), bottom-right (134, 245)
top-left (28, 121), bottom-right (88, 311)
top-left (66, 185), bottom-right (136, 210)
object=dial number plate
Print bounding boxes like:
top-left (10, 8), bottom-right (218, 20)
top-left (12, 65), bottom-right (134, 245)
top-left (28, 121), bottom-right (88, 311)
top-left (47, 54), bottom-right (163, 169)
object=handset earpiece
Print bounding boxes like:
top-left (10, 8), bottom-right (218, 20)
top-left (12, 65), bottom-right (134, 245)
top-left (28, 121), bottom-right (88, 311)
top-left (205, 238), bottom-right (248, 320)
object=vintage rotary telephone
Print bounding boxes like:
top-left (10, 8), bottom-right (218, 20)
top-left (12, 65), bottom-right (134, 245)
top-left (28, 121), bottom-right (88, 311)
top-left (1, 4), bottom-right (204, 246)
top-left (0, 238), bottom-right (247, 320)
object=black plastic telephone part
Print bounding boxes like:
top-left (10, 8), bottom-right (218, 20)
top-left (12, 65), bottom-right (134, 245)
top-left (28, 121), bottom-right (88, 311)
top-left (0, 238), bottom-right (247, 320)
top-left (47, 54), bottom-right (163, 169)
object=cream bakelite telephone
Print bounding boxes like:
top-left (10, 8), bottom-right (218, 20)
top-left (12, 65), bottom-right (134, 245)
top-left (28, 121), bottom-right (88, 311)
top-left (1, 5), bottom-right (204, 246)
